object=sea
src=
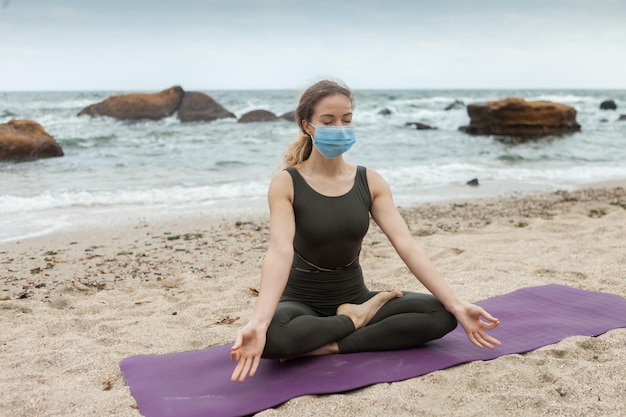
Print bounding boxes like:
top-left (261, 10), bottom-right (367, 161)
top-left (1, 89), bottom-right (625, 242)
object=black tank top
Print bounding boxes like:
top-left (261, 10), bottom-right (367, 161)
top-left (281, 166), bottom-right (372, 312)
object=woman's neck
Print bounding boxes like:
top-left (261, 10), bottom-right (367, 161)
top-left (299, 154), bottom-right (350, 177)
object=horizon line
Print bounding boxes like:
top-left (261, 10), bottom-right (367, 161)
top-left (3, 86), bottom-right (626, 93)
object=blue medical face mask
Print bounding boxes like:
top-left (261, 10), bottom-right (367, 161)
top-left (308, 123), bottom-right (356, 159)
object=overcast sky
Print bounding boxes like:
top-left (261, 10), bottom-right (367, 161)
top-left (1, 0), bottom-right (625, 91)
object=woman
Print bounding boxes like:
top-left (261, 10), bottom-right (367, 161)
top-left (231, 80), bottom-right (501, 382)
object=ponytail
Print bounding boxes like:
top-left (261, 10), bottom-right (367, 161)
top-left (282, 132), bottom-right (312, 168)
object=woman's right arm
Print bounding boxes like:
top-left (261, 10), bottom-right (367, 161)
top-left (230, 170), bottom-right (295, 382)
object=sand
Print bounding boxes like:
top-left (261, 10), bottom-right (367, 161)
top-left (1, 184), bottom-right (625, 417)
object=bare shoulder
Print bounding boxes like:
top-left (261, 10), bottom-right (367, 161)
top-left (364, 167), bottom-right (385, 183)
top-left (364, 167), bottom-right (391, 196)
top-left (270, 169), bottom-right (293, 185)
top-left (268, 169), bottom-right (294, 202)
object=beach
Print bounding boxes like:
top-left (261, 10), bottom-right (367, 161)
top-left (1, 183), bottom-right (625, 417)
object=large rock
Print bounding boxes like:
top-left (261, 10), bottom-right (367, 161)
top-left (78, 86), bottom-right (184, 120)
top-left (238, 110), bottom-right (279, 123)
top-left (177, 92), bottom-right (235, 122)
top-left (279, 110), bottom-right (296, 122)
top-left (459, 97), bottom-right (581, 136)
top-left (600, 100), bottom-right (617, 110)
top-left (0, 119), bottom-right (64, 160)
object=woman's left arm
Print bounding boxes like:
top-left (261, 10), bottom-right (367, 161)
top-left (367, 169), bottom-right (501, 349)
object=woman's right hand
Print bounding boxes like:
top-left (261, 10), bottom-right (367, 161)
top-left (230, 170), bottom-right (295, 382)
top-left (230, 324), bottom-right (267, 382)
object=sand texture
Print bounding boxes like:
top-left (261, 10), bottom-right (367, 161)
top-left (1, 186), bottom-right (625, 417)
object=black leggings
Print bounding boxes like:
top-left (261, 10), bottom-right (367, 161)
top-left (262, 291), bottom-right (458, 359)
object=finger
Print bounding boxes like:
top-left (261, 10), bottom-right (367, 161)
top-left (249, 356), bottom-right (261, 378)
top-left (479, 309), bottom-right (499, 324)
top-left (475, 332), bottom-right (494, 349)
top-left (231, 333), bottom-right (243, 351)
top-left (231, 359), bottom-right (244, 382)
top-left (234, 357), bottom-right (252, 383)
top-left (230, 350), bottom-right (240, 362)
top-left (474, 328), bottom-right (499, 349)
top-left (481, 320), bottom-right (500, 330)
top-left (482, 332), bottom-right (502, 347)
top-left (477, 330), bottom-right (502, 349)
top-left (239, 357), bottom-right (253, 382)
top-left (467, 332), bottom-right (483, 349)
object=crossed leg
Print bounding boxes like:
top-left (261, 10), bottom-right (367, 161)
top-left (262, 291), bottom-right (456, 360)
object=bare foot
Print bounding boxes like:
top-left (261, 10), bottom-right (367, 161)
top-left (337, 290), bottom-right (403, 330)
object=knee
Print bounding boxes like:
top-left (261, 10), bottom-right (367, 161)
top-left (261, 326), bottom-right (295, 360)
top-left (446, 310), bottom-right (458, 331)
top-left (427, 296), bottom-right (458, 335)
top-left (437, 309), bottom-right (458, 337)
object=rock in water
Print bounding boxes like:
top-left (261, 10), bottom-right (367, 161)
top-left (600, 100), bottom-right (617, 110)
top-left (0, 119), bottom-right (64, 160)
top-left (177, 92), bottom-right (235, 122)
top-left (459, 97), bottom-right (581, 137)
top-left (406, 122), bottom-right (436, 130)
top-left (279, 110), bottom-right (296, 122)
top-left (78, 86), bottom-right (184, 120)
top-left (445, 100), bottom-right (465, 111)
top-left (238, 110), bottom-right (279, 123)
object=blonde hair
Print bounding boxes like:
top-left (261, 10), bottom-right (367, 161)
top-left (282, 80), bottom-right (354, 168)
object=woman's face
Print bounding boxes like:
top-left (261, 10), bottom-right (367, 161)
top-left (304, 94), bottom-right (352, 136)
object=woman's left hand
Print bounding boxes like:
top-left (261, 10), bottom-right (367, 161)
top-left (454, 303), bottom-right (501, 349)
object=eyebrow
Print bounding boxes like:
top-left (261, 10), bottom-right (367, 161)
top-left (319, 112), bottom-right (353, 118)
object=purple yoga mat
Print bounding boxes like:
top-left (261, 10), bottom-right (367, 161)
top-left (120, 284), bottom-right (626, 417)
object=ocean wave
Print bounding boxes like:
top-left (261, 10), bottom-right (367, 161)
top-left (377, 161), bottom-right (626, 187)
top-left (0, 181), bottom-right (269, 215)
top-left (60, 135), bottom-right (119, 148)
top-left (1, 110), bottom-right (17, 118)
top-left (2, 89), bottom-right (625, 240)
